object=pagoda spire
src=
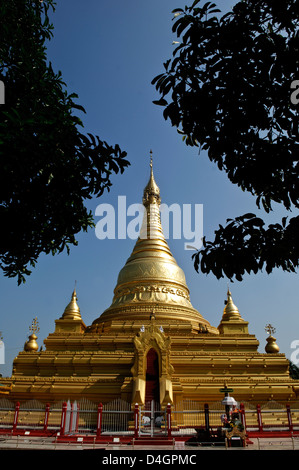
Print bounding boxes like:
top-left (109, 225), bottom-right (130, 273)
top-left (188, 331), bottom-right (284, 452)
top-left (54, 285), bottom-right (86, 333)
top-left (92, 152), bottom-right (216, 334)
top-left (222, 288), bottom-right (242, 321)
top-left (218, 287), bottom-right (249, 334)
top-left (61, 286), bottom-right (82, 321)
top-left (143, 150), bottom-right (161, 207)
top-left (140, 150), bottom-right (164, 241)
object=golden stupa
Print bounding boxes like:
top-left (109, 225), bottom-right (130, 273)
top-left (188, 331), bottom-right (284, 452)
top-left (3, 154), bottom-right (299, 406)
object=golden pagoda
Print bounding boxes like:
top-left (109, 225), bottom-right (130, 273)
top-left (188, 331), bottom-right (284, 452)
top-left (3, 154), bottom-right (299, 406)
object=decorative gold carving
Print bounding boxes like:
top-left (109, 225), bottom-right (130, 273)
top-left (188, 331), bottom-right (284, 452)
top-left (117, 261), bottom-right (187, 285)
top-left (114, 284), bottom-right (190, 302)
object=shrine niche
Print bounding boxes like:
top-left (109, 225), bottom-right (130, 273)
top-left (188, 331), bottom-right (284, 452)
top-left (131, 319), bottom-right (174, 406)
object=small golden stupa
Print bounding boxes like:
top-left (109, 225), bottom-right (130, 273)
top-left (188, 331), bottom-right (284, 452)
top-left (3, 154), bottom-right (299, 406)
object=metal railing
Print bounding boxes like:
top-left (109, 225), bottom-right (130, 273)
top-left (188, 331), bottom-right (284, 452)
top-left (1, 397), bottom-right (299, 438)
top-left (102, 399), bottom-right (134, 435)
top-left (139, 400), bottom-right (167, 437)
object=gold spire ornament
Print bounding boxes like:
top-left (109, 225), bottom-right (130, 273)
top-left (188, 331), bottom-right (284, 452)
top-left (265, 324), bottom-right (280, 353)
top-left (218, 288), bottom-right (249, 334)
top-left (61, 287), bottom-right (82, 321)
top-left (54, 285), bottom-right (86, 333)
top-left (143, 150), bottom-right (161, 207)
top-left (265, 324), bottom-right (276, 335)
top-left (24, 317), bottom-right (40, 352)
top-left (222, 289), bottom-right (242, 321)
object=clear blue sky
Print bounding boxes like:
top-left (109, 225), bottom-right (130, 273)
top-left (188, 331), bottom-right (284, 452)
top-left (1, 0), bottom-right (298, 377)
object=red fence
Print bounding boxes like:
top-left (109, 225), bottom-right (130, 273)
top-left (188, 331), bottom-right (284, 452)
top-left (0, 398), bottom-right (298, 438)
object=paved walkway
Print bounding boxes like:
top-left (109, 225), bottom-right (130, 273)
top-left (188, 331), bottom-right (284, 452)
top-left (0, 435), bottom-right (299, 451)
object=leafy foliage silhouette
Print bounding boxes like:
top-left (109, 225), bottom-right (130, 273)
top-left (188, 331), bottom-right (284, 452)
top-left (152, 0), bottom-right (299, 281)
top-left (0, 1), bottom-right (129, 284)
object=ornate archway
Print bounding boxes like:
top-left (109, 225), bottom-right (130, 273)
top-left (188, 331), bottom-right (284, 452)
top-left (131, 319), bottom-right (174, 405)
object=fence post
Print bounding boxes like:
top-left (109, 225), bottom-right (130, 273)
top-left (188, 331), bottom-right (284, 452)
top-left (167, 403), bottom-right (172, 438)
top-left (75, 402), bottom-right (79, 433)
top-left (134, 403), bottom-right (139, 439)
top-left (204, 403), bottom-right (210, 431)
top-left (97, 403), bottom-right (103, 438)
top-left (286, 403), bottom-right (293, 433)
top-left (69, 402), bottom-right (74, 434)
top-left (12, 401), bottom-right (20, 433)
top-left (239, 403), bottom-right (246, 431)
top-left (43, 403), bottom-right (50, 433)
top-left (256, 404), bottom-right (263, 432)
top-left (60, 401), bottom-right (67, 436)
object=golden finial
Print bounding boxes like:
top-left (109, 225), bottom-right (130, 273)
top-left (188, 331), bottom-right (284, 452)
top-left (265, 324), bottom-right (280, 353)
top-left (143, 150), bottom-right (160, 207)
top-left (29, 317), bottom-right (40, 335)
top-left (24, 317), bottom-right (39, 352)
top-left (265, 324), bottom-right (276, 336)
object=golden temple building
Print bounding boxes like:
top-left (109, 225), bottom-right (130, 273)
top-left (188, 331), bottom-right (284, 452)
top-left (3, 156), bottom-right (299, 407)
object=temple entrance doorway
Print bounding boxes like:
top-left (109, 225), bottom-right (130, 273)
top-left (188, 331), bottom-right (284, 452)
top-left (139, 348), bottom-right (166, 436)
top-left (145, 348), bottom-right (160, 404)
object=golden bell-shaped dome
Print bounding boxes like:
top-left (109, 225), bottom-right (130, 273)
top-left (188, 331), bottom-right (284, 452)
top-left (92, 153), bottom-right (216, 333)
top-left (61, 289), bottom-right (82, 321)
top-left (24, 333), bottom-right (39, 352)
top-left (265, 335), bottom-right (280, 353)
